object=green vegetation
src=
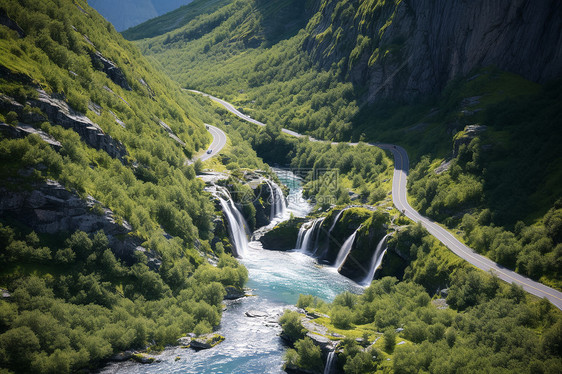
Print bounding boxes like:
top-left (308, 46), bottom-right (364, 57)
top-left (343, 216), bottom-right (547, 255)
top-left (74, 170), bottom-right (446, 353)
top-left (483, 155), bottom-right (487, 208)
top-left (0, 1), bottom-right (267, 372)
top-left (281, 222), bottom-right (561, 372)
top-left (223, 119), bottom-right (393, 209)
top-left (0, 223), bottom-right (247, 372)
top-left (283, 273), bottom-right (562, 373)
top-left (134, 0), bottom-right (562, 288)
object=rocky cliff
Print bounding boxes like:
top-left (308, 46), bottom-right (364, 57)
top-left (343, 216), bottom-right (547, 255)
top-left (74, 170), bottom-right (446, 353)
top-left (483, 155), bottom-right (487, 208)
top-left (304, 0), bottom-right (562, 103)
top-left (0, 179), bottom-right (156, 266)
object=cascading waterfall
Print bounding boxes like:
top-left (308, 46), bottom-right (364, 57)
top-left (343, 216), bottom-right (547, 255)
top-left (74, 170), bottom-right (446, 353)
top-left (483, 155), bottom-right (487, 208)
top-left (362, 234), bottom-right (390, 285)
top-left (215, 186), bottom-right (250, 258)
top-left (316, 207), bottom-right (349, 259)
top-left (333, 226), bottom-right (361, 269)
top-left (324, 351), bottom-right (337, 374)
top-left (297, 217), bottom-right (325, 253)
top-left (295, 223), bottom-right (307, 250)
top-left (266, 180), bottom-right (287, 220)
top-left (327, 208), bottom-right (347, 235)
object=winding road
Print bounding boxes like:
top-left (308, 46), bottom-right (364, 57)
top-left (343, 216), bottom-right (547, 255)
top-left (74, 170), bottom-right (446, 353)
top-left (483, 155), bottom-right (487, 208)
top-left (189, 90), bottom-right (562, 310)
top-left (189, 124), bottom-right (227, 163)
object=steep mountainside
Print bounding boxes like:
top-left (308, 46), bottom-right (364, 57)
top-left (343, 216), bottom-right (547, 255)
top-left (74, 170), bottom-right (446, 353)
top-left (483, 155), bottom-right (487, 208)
top-left (305, 0), bottom-right (562, 103)
top-left (0, 1), bottom-right (261, 372)
top-left (88, 0), bottom-right (194, 31)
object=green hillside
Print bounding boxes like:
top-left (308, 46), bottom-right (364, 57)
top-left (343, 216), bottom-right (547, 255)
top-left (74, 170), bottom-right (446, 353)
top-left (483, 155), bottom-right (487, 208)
top-left (132, 0), bottom-right (562, 287)
top-left (0, 0), bottom-right (264, 371)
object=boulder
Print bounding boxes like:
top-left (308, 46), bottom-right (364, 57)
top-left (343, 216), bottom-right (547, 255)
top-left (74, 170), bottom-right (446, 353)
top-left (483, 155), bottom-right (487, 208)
top-left (176, 337), bottom-right (191, 346)
top-left (189, 334), bottom-right (224, 350)
top-left (245, 310), bottom-right (268, 318)
top-left (224, 286), bottom-right (246, 300)
top-left (131, 353), bottom-right (155, 364)
top-left (109, 350), bottom-right (134, 362)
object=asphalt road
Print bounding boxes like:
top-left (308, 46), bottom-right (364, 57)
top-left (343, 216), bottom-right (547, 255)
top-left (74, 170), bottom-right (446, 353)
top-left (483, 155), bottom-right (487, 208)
top-left (189, 124), bottom-right (227, 164)
top-left (190, 90), bottom-right (562, 310)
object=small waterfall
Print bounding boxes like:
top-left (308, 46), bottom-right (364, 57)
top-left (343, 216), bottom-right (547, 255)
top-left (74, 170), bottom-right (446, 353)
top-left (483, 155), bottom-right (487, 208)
top-left (266, 180), bottom-right (286, 220)
top-left (327, 208), bottom-right (347, 235)
top-left (296, 223), bottom-right (307, 250)
top-left (362, 234), bottom-right (390, 285)
top-left (297, 217), bottom-right (325, 253)
top-left (317, 208), bottom-right (347, 259)
top-left (333, 227), bottom-right (361, 269)
top-left (324, 351), bottom-right (337, 374)
top-left (215, 186), bottom-right (250, 258)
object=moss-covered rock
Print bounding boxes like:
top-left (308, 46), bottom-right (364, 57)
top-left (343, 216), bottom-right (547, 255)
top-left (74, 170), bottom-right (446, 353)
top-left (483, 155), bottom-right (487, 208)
top-left (260, 217), bottom-right (305, 250)
top-left (131, 353), bottom-right (156, 364)
top-left (339, 210), bottom-right (390, 281)
top-left (189, 333), bottom-right (225, 350)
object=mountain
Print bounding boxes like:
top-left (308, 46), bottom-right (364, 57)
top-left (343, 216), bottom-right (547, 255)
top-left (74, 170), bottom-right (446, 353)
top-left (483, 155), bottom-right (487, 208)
top-left (131, 0), bottom-right (562, 287)
top-left (88, 0), bottom-right (194, 31)
top-left (0, 0), bottom-right (256, 371)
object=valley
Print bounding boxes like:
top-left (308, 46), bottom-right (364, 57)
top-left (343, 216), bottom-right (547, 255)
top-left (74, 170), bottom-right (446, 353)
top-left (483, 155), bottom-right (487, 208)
top-left (0, 1), bottom-right (561, 373)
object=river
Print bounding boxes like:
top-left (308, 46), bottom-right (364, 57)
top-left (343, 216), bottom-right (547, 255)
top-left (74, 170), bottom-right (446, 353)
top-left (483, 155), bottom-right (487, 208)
top-left (100, 169), bottom-right (363, 373)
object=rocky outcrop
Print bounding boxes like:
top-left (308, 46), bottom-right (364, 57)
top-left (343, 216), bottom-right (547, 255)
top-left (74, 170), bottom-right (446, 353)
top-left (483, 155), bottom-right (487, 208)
top-left (158, 119), bottom-right (186, 147)
top-left (30, 90), bottom-right (128, 161)
top-left (259, 218), bottom-right (304, 251)
top-left (0, 179), bottom-right (152, 266)
top-left (304, 0), bottom-right (562, 104)
top-left (453, 124), bottom-right (487, 157)
top-left (0, 122), bottom-right (62, 150)
top-left (90, 51), bottom-right (131, 91)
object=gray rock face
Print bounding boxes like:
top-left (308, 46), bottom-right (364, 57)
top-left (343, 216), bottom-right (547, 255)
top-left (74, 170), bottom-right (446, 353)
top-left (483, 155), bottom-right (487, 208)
top-left (0, 179), bottom-right (147, 264)
top-left (90, 51), bottom-right (132, 91)
top-left (0, 122), bottom-right (62, 150)
top-left (30, 90), bottom-right (128, 161)
top-left (304, 0), bottom-right (562, 103)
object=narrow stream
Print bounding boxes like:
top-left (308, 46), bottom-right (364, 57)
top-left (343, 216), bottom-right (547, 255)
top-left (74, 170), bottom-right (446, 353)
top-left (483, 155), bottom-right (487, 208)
top-left (100, 170), bottom-right (363, 374)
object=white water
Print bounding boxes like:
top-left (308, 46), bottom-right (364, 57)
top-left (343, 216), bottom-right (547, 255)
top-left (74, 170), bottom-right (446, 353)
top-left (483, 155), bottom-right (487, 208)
top-left (266, 180), bottom-right (287, 220)
top-left (215, 186), bottom-right (250, 258)
top-left (324, 351), bottom-right (337, 374)
top-left (297, 217), bottom-right (325, 253)
top-left (362, 234), bottom-right (390, 285)
top-left (295, 222), bottom-right (307, 249)
top-left (333, 227), bottom-right (360, 269)
top-left (273, 167), bottom-right (311, 218)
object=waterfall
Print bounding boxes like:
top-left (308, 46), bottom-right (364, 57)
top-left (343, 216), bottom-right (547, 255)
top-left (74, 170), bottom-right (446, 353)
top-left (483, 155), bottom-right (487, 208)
top-left (266, 180), bottom-right (287, 220)
top-left (333, 227), bottom-right (361, 269)
top-left (362, 234), bottom-right (390, 285)
top-left (296, 223), bottom-right (307, 250)
top-left (327, 208), bottom-right (347, 235)
top-left (324, 351), bottom-right (337, 374)
top-left (215, 186), bottom-right (250, 258)
top-left (297, 217), bottom-right (325, 253)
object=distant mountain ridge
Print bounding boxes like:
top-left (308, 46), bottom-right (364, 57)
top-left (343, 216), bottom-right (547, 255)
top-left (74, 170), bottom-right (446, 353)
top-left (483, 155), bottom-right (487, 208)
top-left (88, 0), bottom-right (193, 31)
